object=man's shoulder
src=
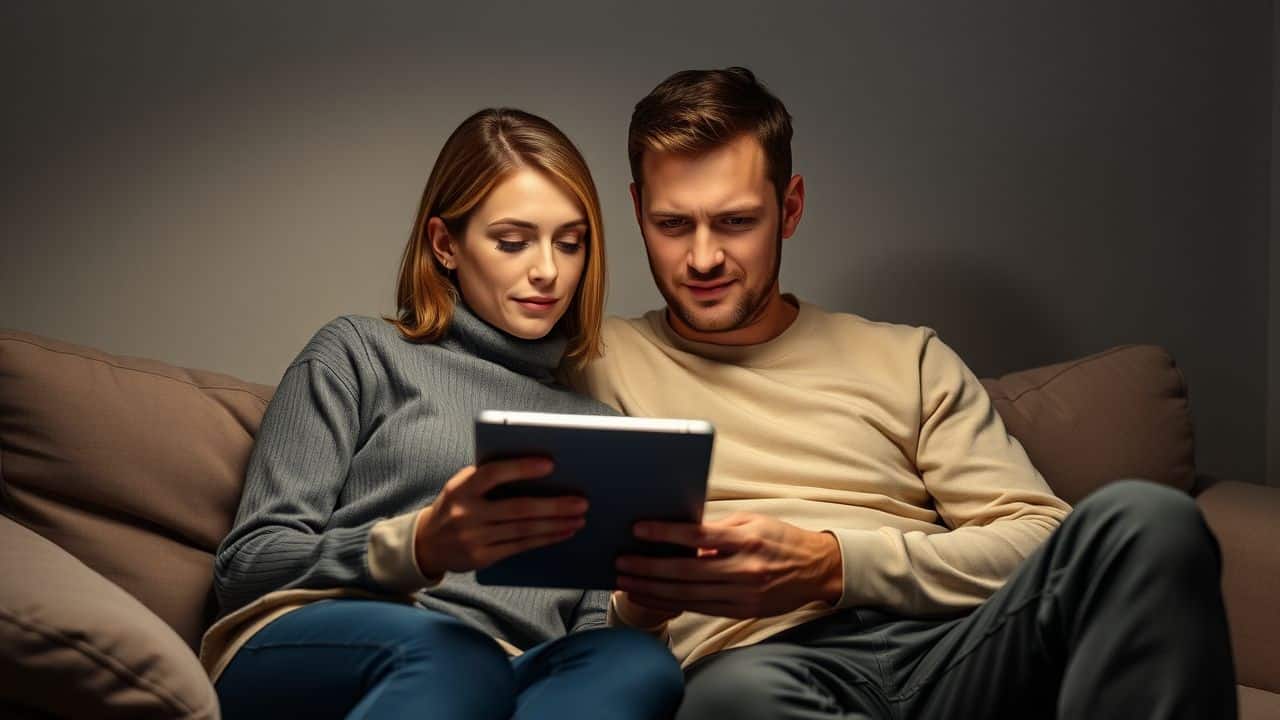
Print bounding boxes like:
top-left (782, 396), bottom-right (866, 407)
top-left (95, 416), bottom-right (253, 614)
top-left (801, 302), bottom-right (936, 350)
top-left (599, 311), bottom-right (666, 354)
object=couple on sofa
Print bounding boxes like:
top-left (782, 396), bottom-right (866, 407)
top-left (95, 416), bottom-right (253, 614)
top-left (204, 67), bottom-right (1236, 719)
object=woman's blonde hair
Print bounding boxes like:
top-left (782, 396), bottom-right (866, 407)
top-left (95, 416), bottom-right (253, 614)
top-left (387, 108), bottom-right (607, 368)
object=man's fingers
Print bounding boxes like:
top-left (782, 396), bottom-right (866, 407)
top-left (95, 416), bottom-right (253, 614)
top-left (468, 457), bottom-right (554, 496)
top-left (487, 495), bottom-right (587, 522)
top-left (634, 520), bottom-right (746, 551)
top-left (615, 554), bottom-right (743, 582)
top-left (483, 517), bottom-right (585, 544)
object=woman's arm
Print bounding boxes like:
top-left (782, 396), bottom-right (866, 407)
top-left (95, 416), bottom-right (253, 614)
top-left (568, 589), bottom-right (609, 633)
top-left (212, 352), bottom-right (406, 615)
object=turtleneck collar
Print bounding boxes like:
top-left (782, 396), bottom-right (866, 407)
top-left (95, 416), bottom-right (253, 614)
top-left (440, 300), bottom-right (568, 383)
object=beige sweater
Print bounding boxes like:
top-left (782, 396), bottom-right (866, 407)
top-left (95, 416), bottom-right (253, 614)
top-left (574, 298), bottom-right (1072, 667)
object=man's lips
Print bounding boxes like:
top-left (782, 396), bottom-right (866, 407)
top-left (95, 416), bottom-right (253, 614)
top-left (684, 279), bottom-right (736, 299)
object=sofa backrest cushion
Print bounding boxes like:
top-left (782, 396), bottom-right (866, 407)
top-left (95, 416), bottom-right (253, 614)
top-left (0, 328), bottom-right (1196, 646)
top-left (0, 330), bottom-right (272, 649)
top-left (981, 344), bottom-right (1195, 504)
top-left (0, 514), bottom-right (219, 719)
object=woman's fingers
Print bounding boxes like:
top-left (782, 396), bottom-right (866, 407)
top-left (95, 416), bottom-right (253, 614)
top-left (487, 495), bottom-right (587, 522)
top-left (467, 457), bottom-right (555, 496)
top-left (483, 516), bottom-right (585, 544)
top-left (484, 527), bottom-right (579, 564)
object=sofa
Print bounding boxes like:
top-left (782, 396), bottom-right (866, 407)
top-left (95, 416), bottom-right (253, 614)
top-left (0, 328), bottom-right (1276, 719)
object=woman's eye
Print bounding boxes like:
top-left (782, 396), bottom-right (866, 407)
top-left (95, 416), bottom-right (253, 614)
top-left (496, 239), bottom-right (527, 253)
top-left (555, 239), bottom-right (583, 254)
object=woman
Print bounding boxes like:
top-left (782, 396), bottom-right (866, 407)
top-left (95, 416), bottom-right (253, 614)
top-left (202, 109), bottom-right (683, 719)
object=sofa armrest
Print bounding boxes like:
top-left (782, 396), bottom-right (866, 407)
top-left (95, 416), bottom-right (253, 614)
top-left (1195, 480), bottom-right (1280, 694)
top-left (0, 514), bottom-right (218, 719)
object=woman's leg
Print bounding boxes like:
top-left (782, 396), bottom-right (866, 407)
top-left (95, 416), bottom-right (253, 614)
top-left (510, 627), bottom-right (684, 720)
top-left (215, 599), bottom-right (517, 720)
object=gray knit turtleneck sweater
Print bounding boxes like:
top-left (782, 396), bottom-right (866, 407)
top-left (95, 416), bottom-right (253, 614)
top-left (213, 303), bottom-right (614, 649)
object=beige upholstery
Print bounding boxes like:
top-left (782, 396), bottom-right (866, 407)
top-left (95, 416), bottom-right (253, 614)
top-left (0, 514), bottom-right (218, 719)
top-left (0, 330), bottom-right (1272, 718)
top-left (0, 330), bottom-right (272, 649)
top-left (982, 344), bottom-right (1195, 503)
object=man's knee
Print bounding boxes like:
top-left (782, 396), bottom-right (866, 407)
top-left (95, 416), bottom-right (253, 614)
top-left (679, 649), bottom-right (804, 720)
top-left (1075, 479), bottom-right (1220, 574)
top-left (676, 645), bottom-right (887, 720)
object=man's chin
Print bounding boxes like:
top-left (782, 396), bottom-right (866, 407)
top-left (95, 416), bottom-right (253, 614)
top-left (670, 302), bottom-right (745, 334)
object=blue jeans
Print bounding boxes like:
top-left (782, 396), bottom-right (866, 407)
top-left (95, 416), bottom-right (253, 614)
top-left (215, 599), bottom-right (684, 719)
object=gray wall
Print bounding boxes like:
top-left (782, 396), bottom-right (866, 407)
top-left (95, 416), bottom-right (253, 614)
top-left (2, 2), bottom-right (1274, 485)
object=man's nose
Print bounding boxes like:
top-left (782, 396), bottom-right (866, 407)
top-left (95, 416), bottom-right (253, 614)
top-left (688, 225), bottom-right (725, 274)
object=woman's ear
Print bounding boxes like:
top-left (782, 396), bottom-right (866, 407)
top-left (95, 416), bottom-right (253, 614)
top-left (426, 217), bottom-right (459, 270)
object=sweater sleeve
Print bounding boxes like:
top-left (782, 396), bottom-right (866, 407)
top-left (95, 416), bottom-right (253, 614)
top-left (567, 589), bottom-right (609, 633)
top-left (825, 331), bottom-right (1072, 615)
top-left (213, 324), bottom-right (435, 616)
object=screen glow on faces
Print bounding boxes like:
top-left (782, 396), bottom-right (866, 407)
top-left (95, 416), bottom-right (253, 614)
top-left (434, 168), bottom-right (588, 340)
top-left (634, 133), bottom-right (796, 341)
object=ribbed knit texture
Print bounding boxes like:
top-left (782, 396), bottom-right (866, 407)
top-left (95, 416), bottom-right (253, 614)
top-left (213, 303), bottom-right (614, 650)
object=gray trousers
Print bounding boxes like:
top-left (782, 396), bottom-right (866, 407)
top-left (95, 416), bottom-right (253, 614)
top-left (676, 480), bottom-right (1237, 720)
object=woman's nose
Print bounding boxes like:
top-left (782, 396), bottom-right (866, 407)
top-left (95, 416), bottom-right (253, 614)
top-left (529, 244), bottom-right (559, 285)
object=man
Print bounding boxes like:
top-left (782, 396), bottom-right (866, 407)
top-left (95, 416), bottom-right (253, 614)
top-left (575, 67), bottom-right (1236, 719)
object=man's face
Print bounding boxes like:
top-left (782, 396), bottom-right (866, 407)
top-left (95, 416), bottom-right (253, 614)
top-left (633, 133), bottom-right (800, 336)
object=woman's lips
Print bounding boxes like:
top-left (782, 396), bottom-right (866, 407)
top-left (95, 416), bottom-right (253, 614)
top-left (514, 297), bottom-right (558, 313)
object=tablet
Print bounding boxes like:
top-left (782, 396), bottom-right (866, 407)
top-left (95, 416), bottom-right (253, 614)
top-left (473, 410), bottom-right (713, 590)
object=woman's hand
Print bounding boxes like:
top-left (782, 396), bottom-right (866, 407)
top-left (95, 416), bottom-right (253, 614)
top-left (413, 457), bottom-right (587, 577)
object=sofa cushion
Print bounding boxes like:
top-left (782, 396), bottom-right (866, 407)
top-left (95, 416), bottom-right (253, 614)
top-left (0, 330), bottom-right (272, 648)
top-left (981, 345), bottom-right (1194, 504)
top-left (0, 514), bottom-right (219, 719)
top-left (1239, 685), bottom-right (1280, 720)
top-left (1196, 479), bottom-right (1280, 695)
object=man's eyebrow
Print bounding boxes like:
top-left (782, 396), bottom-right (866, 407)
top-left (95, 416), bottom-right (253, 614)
top-left (647, 205), bottom-right (765, 217)
top-left (714, 205), bottom-right (765, 216)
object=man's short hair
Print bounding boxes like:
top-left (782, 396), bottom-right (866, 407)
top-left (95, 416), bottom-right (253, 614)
top-left (628, 66), bottom-right (793, 204)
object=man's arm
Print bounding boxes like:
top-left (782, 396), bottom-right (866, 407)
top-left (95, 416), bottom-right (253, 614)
top-left (614, 331), bottom-right (1069, 619)
top-left (824, 332), bottom-right (1070, 614)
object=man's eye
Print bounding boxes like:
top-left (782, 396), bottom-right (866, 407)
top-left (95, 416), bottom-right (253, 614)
top-left (723, 217), bottom-right (755, 227)
top-left (658, 218), bottom-right (687, 230)
top-left (496, 240), bottom-right (527, 253)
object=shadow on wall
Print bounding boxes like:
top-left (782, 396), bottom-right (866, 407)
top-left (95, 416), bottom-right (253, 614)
top-left (836, 250), bottom-right (1078, 379)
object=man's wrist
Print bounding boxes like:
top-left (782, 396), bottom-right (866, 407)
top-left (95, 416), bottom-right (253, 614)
top-left (811, 530), bottom-right (844, 606)
top-left (611, 591), bottom-right (676, 630)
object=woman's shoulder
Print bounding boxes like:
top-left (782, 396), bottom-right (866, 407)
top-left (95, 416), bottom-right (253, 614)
top-left (292, 315), bottom-right (401, 372)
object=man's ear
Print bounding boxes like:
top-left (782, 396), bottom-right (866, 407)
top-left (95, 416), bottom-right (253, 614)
top-left (629, 182), bottom-right (643, 228)
top-left (780, 174), bottom-right (805, 240)
top-left (426, 217), bottom-right (459, 270)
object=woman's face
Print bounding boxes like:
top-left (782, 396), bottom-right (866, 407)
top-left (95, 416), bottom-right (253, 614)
top-left (430, 168), bottom-right (588, 340)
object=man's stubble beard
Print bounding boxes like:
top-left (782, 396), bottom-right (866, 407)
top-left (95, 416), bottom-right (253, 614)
top-left (647, 227), bottom-right (783, 335)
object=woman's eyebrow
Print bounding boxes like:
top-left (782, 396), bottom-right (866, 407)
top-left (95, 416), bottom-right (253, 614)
top-left (487, 218), bottom-right (587, 231)
top-left (487, 218), bottom-right (537, 229)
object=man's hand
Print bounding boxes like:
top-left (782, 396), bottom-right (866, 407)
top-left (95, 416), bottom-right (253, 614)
top-left (614, 512), bottom-right (844, 619)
